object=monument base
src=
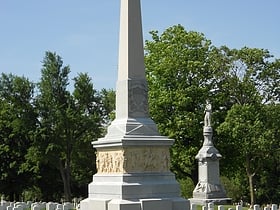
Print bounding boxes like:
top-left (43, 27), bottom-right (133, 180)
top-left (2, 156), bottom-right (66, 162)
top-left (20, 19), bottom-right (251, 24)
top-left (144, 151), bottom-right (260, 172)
top-left (80, 172), bottom-right (190, 210)
top-left (81, 197), bottom-right (189, 210)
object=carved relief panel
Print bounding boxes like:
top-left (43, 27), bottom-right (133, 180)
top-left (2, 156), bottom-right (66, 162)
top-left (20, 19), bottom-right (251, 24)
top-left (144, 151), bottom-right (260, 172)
top-left (96, 146), bottom-right (171, 173)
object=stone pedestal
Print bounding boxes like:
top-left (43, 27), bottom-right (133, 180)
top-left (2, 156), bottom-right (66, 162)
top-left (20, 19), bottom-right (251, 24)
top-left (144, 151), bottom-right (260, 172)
top-left (81, 134), bottom-right (189, 210)
top-left (190, 127), bottom-right (230, 205)
top-left (80, 137), bottom-right (189, 209)
top-left (80, 0), bottom-right (189, 209)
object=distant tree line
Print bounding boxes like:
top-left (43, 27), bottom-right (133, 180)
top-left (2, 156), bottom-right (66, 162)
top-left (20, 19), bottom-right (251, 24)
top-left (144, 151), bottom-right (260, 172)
top-left (0, 25), bottom-right (279, 205)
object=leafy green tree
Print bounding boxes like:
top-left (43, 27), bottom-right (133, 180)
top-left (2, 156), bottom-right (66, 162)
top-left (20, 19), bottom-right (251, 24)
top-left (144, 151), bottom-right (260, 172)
top-left (70, 73), bottom-right (104, 198)
top-left (0, 73), bottom-right (37, 200)
top-left (31, 52), bottom-right (103, 201)
top-left (216, 47), bottom-right (280, 205)
top-left (35, 51), bottom-right (73, 201)
top-left (144, 25), bottom-right (280, 202)
top-left (99, 88), bottom-right (116, 125)
top-left (144, 25), bottom-right (231, 185)
top-left (255, 104), bottom-right (280, 204)
top-left (217, 104), bottom-right (273, 205)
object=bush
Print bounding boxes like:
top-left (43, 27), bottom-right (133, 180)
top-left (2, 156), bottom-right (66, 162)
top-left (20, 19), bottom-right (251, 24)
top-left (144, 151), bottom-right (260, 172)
top-left (22, 186), bottom-right (42, 201)
top-left (178, 177), bottom-right (195, 198)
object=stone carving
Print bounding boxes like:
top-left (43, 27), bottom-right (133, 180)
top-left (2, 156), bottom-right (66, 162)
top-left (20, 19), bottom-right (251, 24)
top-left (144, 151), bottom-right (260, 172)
top-left (194, 182), bottom-right (223, 193)
top-left (96, 150), bottom-right (125, 173)
top-left (96, 147), bottom-right (170, 173)
top-left (194, 181), bottom-right (206, 192)
top-left (128, 80), bottom-right (149, 118)
top-left (204, 99), bottom-right (212, 127)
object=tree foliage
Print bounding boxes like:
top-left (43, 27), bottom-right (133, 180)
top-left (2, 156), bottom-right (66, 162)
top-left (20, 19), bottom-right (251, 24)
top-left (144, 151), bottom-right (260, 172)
top-left (145, 25), bottom-right (231, 182)
top-left (0, 52), bottom-right (113, 201)
top-left (0, 74), bottom-right (37, 200)
top-left (145, 24), bottom-right (280, 204)
top-left (29, 52), bottom-right (104, 201)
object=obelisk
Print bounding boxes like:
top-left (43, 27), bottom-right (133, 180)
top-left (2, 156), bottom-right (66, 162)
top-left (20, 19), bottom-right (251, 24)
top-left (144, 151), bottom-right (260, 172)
top-left (80, 0), bottom-right (189, 210)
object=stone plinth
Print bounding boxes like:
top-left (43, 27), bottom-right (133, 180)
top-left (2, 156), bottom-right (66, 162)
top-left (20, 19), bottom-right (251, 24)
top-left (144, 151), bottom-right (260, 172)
top-left (88, 172), bottom-right (182, 200)
top-left (190, 127), bottom-right (230, 205)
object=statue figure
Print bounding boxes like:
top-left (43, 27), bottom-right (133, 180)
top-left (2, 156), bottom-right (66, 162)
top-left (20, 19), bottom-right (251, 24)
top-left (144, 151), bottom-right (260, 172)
top-left (204, 99), bottom-right (212, 127)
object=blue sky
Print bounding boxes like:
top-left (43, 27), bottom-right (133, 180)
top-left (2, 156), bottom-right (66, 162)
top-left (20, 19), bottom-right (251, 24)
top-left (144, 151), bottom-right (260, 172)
top-left (1, 0), bottom-right (279, 90)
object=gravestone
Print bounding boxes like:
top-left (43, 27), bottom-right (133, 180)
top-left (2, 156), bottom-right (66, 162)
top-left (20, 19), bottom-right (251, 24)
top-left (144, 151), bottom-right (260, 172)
top-left (55, 204), bottom-right (62, 210)
top-left (271, 204), bottom-right (278, 210)
top-left (63, 203), bottom-right (73, 210)
top-left (31, 204), bottom-right (40, 210)
top-left (80, 0), bottom-right (189, 210)
top-left (46, 202), bottom-right (57, 210)
top-left (190, 101), bottom-right (230, 205)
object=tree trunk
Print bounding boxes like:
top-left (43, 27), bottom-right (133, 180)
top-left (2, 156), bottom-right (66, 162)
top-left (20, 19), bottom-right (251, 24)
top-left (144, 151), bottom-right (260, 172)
top-left (246, 155), bottom-right (255, 206)
top-left (248, 174), bottom-right (255, 206)
top-left (59, 159), bottom-right (72, 202)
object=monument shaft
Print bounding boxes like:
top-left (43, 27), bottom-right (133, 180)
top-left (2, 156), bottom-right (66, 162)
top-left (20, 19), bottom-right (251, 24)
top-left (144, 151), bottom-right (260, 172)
top-left (118, 0), bottom-right (145, 80)
top-left (117, 0), bottom-right (148, 120)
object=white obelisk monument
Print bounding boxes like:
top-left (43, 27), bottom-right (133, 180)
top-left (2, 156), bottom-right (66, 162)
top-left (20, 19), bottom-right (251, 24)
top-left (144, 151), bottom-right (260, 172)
top-left (80, 0), bottom-right (189, 210)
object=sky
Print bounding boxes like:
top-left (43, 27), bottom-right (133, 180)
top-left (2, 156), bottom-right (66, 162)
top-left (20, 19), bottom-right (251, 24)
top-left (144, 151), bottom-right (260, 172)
top-left (1, 0), bottom-right (279, 91)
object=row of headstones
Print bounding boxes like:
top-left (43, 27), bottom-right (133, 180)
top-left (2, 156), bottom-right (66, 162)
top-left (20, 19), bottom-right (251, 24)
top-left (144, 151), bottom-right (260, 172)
top-left (0, 201), bottom-right (75, 210)
top-left (191, 203), bottom-right (279, 210)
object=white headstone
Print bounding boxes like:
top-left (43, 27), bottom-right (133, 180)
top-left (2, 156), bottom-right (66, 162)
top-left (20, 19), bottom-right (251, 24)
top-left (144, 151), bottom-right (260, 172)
top-left (55, 204), bottom-right (62, 210)
top-left (271, 204), bottom-right (277, 210)
top-left (208, 203), bottom-right (214, 210)
top-left (236, 205), bottom-right (242, 210)
top-left (254, 204), bottom-right (260, 210)
top-left (218, 205), bottom-right (225, 210)
top-left (63, 202), bottom-right (73, 210)
top-left (46, 202), bottom-right (57, 210)
top-left (32, 205), bottom-right (41, 210)
top-left (191, 203), bottom-right (197, 210)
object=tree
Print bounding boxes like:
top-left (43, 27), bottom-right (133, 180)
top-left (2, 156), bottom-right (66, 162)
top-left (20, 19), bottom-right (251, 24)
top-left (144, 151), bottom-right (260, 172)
top-left (217, 104), bottom-right (273, 205)
top-left (215, 47), bottom-right (280, 204)
top-left (99, 88), bottom-right (116, 126)
top-left (255, 104), bottom-right (280, 204)
top-left (144, 25), bottom-right (280, 202)
top-left (32, 52), bottom-right (104, 201)
top-left (144, 25), bottom-right (231, 185)
top-left (0, 73), bottom-right (37, 200)
top-left (70, 73), bottom-right (104, 198)
top-left (35, 51), bottom-right (73, 201)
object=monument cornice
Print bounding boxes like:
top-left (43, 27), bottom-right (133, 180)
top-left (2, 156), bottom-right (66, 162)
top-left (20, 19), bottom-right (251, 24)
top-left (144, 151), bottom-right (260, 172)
top-left (93, 135), bottom-right (174, 148)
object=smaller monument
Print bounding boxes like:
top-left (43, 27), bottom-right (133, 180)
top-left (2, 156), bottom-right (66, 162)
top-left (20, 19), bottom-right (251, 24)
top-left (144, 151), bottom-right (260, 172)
top-left (191, 100), bottom-right (230, 205)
